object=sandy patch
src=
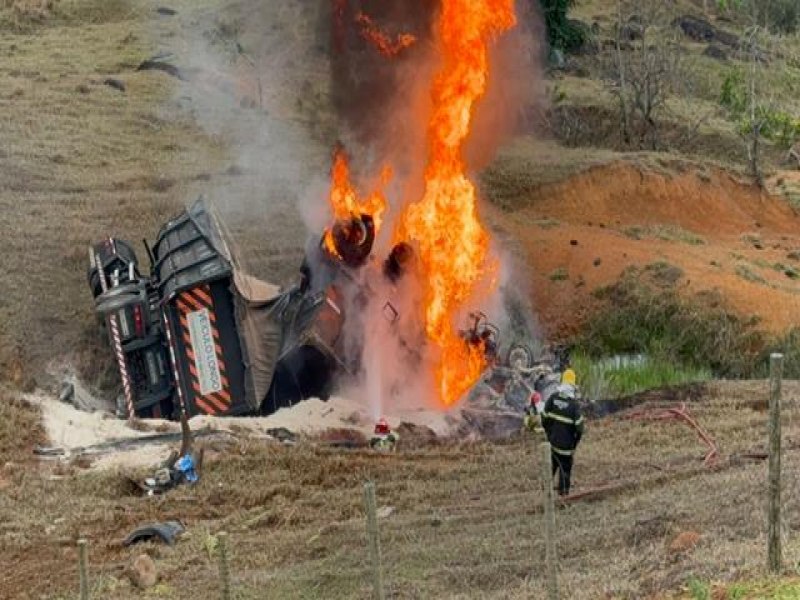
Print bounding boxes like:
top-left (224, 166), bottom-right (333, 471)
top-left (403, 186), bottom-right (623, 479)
top-left (25, 389), bottom-right (462, 471)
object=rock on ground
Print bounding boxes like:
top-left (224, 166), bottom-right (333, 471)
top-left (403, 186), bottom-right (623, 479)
top-left (129, 554), bottom-right (158, 589)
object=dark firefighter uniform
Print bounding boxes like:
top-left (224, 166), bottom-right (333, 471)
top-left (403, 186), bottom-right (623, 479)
top-left (541, 386), bottom-right (584, 496)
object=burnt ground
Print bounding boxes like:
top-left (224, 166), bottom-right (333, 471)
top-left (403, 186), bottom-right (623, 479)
top-left (3, 380), bottom-right (800, 599)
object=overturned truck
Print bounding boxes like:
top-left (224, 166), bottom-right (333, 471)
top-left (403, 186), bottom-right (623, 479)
top-left (88, 199), bottom-right (347, 420)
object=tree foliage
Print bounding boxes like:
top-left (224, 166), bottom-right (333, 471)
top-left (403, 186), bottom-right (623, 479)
top-left (718, 0), bottom-right (799, 33)
top-left (539, 0), bottom-right (586, 52)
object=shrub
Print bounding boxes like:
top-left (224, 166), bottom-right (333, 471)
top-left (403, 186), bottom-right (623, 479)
top-left (580, 272), bottom-right (765, 378)
top-left (539, 0), bottom-right (587, 52)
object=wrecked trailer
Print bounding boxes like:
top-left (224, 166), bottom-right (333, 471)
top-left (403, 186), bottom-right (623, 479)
top-left (88, 198), bottom-right (347, 420)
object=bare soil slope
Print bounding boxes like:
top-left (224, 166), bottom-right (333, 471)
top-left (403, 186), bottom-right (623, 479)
top-left (487, 152), bottom-right (800, 338)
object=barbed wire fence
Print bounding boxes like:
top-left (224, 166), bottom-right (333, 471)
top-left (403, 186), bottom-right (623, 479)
top-left (69, 360), bottom-right (800, 599)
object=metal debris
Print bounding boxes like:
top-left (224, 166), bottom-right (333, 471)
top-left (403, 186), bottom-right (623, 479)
top-left (123, 520), bottom-right (185, 547)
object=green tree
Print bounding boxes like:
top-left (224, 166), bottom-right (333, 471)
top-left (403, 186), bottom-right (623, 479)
top-left (539, 0), bottom-right (586, 52)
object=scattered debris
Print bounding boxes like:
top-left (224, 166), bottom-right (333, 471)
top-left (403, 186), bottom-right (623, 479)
top-left (129, 554), bottom-right (158, 589)
top-left (57, 383), bottom-right (74, 404)
top-left (317, 428), bottom-right (367, 448)
top-left (136, 58), bottom-right (185, 80)
top-left (123, 521), bottom-right (185, 547)
top-left (33, 446), bottom-right (65, 457)
top-left (266, 427), bottom-right (296, 444)
top-left (376, 506), bottom-right (395, 519)
top-left (140, 414), bottom-right (203, 495)
top-left (103, 78), bottom-right (126, 92)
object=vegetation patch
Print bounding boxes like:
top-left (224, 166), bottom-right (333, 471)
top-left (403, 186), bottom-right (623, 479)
top-left (572, 352), bottom-right (710, 402)
top-left (624, 225), bottom-right (705, 245)
top-left (581, 271), bottom-right (800, 382)
top-left (581, 272), bottom-right (765, 378)
top-left (549, 267), bottom-right (569, 282)
top-left (735, 264), bottom-right (766, 284)
top-left (533, 217), bottom-right (560, 230)
top-left (678, 577), bottom-right (800, 600)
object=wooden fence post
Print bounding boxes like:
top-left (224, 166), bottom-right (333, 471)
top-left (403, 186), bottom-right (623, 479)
top-left (540, 442), bottom-right (559, 600)
top-left (217, 531), bottom-right (231, 600)
top-left (363, 481), bottom-right (385, 600)
top-left (78, 538), bottom-right (89, 600)
top-left (768, 353), bottom-right (784, 573)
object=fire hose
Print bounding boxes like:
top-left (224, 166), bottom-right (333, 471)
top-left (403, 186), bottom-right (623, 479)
top-left (624, 402), bottom-right (719, 466)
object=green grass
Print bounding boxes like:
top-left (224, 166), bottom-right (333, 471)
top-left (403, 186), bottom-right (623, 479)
top-left (572, 352), bottom-right (711, 402)
top-left (687, 577), bottom-right (711, 600)
top-left (582, 273), bottom-right (765, 378)
top-left (678, 578), bottom-right (800, 600)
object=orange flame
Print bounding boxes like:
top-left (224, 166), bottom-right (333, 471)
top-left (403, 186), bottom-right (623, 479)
top-left (323, 146), bottom-right (390, 256)
top-left (356, 12), bottom-right (417, 58)
top-left (397, 0), bottom-right (516, 406)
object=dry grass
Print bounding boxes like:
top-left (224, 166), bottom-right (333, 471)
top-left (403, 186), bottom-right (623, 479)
top-left (0, 0), bottom-right (332, 390)
top-left (3, 2), bottom-right (800, 597)
top-left (0, 0), bottom-right (226, 386)
top-left (549, 0), bottom-right (800, 182)
top-left (0, 387), bottom-right (44, 462)
top-left (2, 382), bottom-right (800, 599)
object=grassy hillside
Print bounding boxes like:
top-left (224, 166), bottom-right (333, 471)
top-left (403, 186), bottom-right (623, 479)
top-left (3, 1), bottom-right (800, 599)
top-left (0, 0), bottom-right (327, 391)
top-left (549, 0), bottom-right (800, 181)
top-left (0, 0), bottom-right (226, 388)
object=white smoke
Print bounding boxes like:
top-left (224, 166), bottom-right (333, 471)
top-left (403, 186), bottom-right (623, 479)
top-left (153, 0), bottom-right (546, 417)
top-left (154, 1), bottom-right (334, 285)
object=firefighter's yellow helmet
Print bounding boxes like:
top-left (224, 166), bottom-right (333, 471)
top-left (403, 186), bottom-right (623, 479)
top-left (561, 368), bottom-right (577, 386)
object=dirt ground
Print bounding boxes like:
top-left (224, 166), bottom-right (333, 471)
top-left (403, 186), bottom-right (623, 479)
top-left (486, 155), bottom-right (800, 339)
top-left (3, 381), bottom-right (800, 599)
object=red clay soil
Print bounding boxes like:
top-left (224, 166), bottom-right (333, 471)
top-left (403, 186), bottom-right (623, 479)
top-left (490, 162), bottom-right (800, 337)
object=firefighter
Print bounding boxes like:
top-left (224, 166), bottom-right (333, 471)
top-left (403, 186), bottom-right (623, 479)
top-left (370, 418), bottom-right (399, 451)
top-left (523, 391), bottom-right (544, 433)
top-left (541, 369), bottom-right (584, 496)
